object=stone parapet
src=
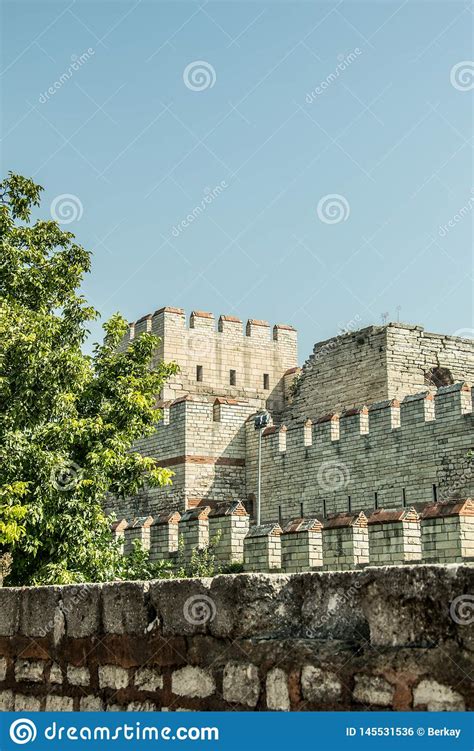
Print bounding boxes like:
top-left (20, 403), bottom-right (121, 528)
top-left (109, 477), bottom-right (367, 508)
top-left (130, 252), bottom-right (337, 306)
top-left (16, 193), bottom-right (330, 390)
top-left (419, 499), bottom-right (474, 562)
top-left (179, 507), bottom-right (211, 559)
top-left (322, 512), bottom-right (369, 570)
top-left (149, 512), bottom-right (181, 562)
top-left (123, 516), bottom-right (153, 554)
top-left (208, 501), bottom-right (250, 563)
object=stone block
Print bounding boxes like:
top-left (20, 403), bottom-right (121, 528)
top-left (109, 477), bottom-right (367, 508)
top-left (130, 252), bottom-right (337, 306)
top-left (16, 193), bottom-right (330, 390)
top-left (134, 667), bottom-right (163, 692)
top-left (49, 663), bottom-right (63, 684)
top-left (266, 667), bottom-right (290, 711)
top-left (353, 674), bottom-right (394, 707)
top-left (301, 665), bottom-right (342, 703)
top-left (63, 584), bottom-right (101, 637)
top-left (413, 679), bottom-right (465, 711)
top-left (101, 582), bottom-right (148, 634)
top-left (0, 690), bottom-right (13, 711)
top-left (67, 665), bottom-right (90, 687)
top-left (98, 665), bottom-right (129, 690)
top-left (171, 666), bottom-right (215, 698)
top-left (222, 662), bottom-right (260, 707)
top-left (20, 587), bottom-right (61, 637)
top-left (14, 694), bottom-right (42, 711)
top-left (80, 695), bottom-right (104, 711)
top-left (45, 694), bottom-right (74, 711)
top-left (15, 659), bottom-right (46, 683)
top-left (0, 589), bottom-right (20, 635)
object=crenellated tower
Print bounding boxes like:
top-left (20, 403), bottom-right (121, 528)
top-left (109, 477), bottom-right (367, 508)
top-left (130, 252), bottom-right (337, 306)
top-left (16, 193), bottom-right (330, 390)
top-left (110, 311), bottom-right (474, 529)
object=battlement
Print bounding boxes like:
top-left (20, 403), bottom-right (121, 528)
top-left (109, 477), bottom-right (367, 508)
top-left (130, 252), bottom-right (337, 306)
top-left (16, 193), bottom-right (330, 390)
top-left (121, 306), bottom-right (297, 346)
top-left (116, 498), bottom-right (474, 571)
top-left (245, 381), bottom-right (474, 523)
top-left (255, 383), bottom-right (472, 454)
top-left (119, 306), bottom-right (298, 414)
top-left (110, 312), bottom-right (474, 554)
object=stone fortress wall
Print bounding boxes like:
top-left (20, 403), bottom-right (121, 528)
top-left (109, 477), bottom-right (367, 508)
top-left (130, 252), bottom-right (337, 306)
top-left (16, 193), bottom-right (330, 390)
top-left (246, 383), bottom-right (474, 524)
top-left (114, 498), bottom-right (474, 572)
top-left (118, 306), bottom-right (298, 411)
top-left (0, 566), bottom-right (472, 712)
top-left (285, 323), bottom-right (474, 421)
top-left (109, 308), bottom-right (474, 556)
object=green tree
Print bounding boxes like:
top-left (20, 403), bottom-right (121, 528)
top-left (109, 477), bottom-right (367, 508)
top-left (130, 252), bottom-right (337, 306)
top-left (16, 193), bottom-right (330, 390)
top-left (0, 172), bottom-right (178, 585)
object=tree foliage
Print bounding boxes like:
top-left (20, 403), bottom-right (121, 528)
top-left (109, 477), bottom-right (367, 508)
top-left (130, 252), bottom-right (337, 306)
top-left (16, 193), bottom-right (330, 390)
top-left (0, 173), bottom-right (178, 585)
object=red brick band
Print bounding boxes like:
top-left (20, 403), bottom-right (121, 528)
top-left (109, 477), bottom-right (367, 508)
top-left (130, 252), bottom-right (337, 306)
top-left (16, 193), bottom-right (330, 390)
top-left (158, 455), bottom-right (245, 468)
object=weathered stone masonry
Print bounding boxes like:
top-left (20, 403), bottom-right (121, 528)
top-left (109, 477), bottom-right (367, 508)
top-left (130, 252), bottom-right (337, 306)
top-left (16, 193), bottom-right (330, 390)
top-left (109, 309), bottom-right (474, 532)
top-left (246, 383), bottom-right (474, 523)
top-left (0, 566), bottom-right (472, 712)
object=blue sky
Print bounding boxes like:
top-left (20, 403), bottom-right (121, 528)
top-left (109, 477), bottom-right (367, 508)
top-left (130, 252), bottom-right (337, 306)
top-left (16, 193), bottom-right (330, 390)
top-left (1, 0), bottom-right (473, 361)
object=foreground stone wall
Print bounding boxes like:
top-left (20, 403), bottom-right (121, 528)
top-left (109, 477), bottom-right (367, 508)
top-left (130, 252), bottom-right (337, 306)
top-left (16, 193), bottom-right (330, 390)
top-left (0, 566), bottom-right (472, 712)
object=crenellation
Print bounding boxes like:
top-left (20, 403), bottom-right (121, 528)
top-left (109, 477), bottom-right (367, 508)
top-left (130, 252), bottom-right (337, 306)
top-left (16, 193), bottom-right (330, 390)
top-left (111, 310), bottom-right (474, 565)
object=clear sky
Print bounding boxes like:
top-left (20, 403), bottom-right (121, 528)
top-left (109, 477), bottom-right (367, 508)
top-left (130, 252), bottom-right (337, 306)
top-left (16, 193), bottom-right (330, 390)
top-left (1, 0), bottom-right (473, 361)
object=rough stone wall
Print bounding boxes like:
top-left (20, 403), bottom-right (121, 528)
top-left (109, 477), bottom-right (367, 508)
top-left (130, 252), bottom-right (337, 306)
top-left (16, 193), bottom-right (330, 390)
top-left (285, 323), bottom-right (474, 422)
top-left (0, 566), bottom-right (472, 712)
top-left (386, 326), bottom-right (474, 402)
top-left (246, 385), bottom-right (474, 524)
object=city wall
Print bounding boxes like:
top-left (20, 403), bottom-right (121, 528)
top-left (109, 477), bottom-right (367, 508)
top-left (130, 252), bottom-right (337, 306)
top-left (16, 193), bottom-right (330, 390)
top-left (247, 383), bottom-right (474, 523)
top-left (286, 323), bottom-right (474, 421)
top-left (119, 307), bottom-right (298, 413)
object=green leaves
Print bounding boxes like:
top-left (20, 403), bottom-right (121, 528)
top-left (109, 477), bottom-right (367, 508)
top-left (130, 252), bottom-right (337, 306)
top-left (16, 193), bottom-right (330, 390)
top-left (0, 173), bottom-right (177, 585)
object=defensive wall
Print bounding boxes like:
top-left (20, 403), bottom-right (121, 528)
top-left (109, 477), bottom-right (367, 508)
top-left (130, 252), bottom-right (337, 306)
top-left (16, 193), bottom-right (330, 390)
top-left (0, 566), bottom-right (472, 712)
top-left (105, 397), bottom-right (256, 519)
top-left (119, 306), bottom-right (298, 413)
top-left (285, 323), bottom-right (474, 420)
top-left (111, 310), bottom-right (474, 530)
top-left (114, 499), bottom-right (474, 571)
top-left (246, 383), bottom-right (474, 523)
top-left (108, 382), bottom-right (474, 524)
